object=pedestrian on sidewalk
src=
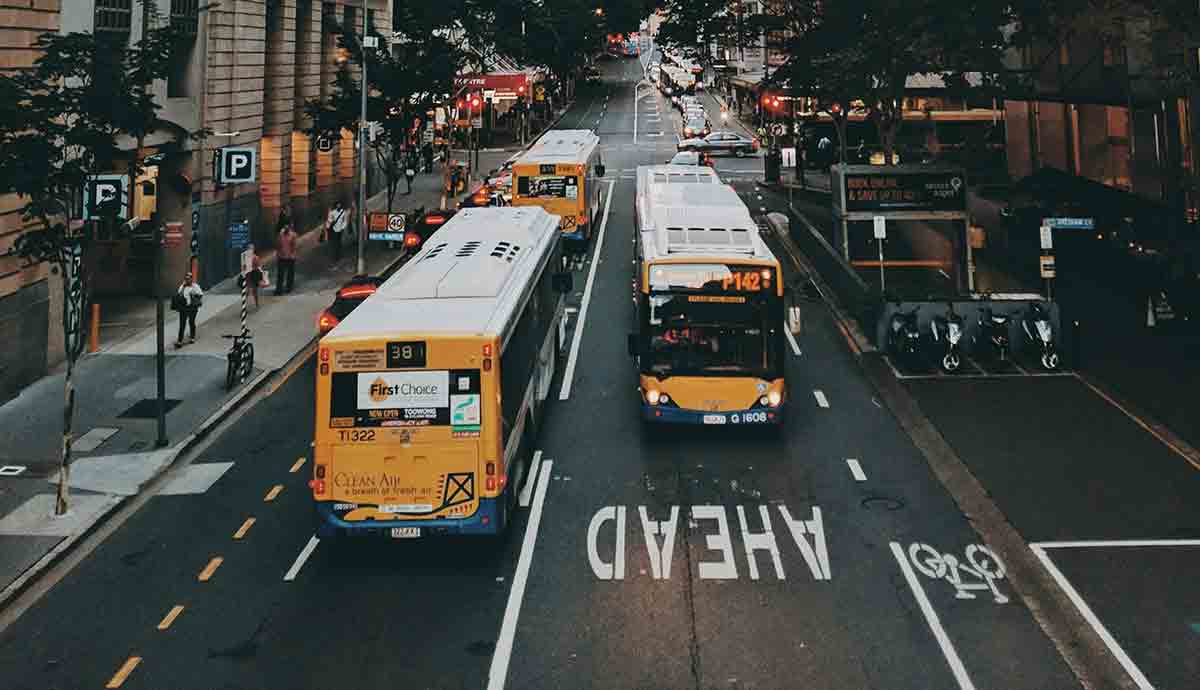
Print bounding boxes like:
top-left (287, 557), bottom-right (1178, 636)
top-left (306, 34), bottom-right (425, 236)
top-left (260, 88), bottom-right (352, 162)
top-left (274, 204), bottom-right (292, 234)
top-left (422, 141), bottom-right (434, 173)
top-left (326, 201), bottom-right (348, 262)
top-left (173, 272), bottom-right (203, 348)
top-left (405, 154), bottom-right (417, 194)
top-left (243, 243), bottom-right (263, 309)
top-left (275, 218), bottom-right (297, 295)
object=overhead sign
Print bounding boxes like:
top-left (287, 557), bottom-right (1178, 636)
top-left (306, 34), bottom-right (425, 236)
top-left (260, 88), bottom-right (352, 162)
top-left (367, 212), bottom-right (406, 241)
top-left (836, 166), bottom-right (967, 213)
top-left (218, 147), bottom-right (257, 184)
top-left (83, 174), bottom-right (130, 220)
top-left (873, 216), bottom-right (887, 239)
top-left (1039, 255), bottom-right (1056, 279)
top-left (1044, 217), bottom-right (1094, 230)
top-left (227, 221), bottom-right (250, 249)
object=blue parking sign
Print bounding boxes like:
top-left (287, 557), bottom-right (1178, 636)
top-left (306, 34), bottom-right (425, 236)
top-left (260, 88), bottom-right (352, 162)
top-left (227, 221), bottom-right (250, 249)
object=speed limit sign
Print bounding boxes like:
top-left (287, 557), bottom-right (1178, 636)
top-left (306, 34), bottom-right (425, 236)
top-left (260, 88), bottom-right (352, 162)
top-left (771, 123), bottom-right (786, 136)
top-left (388, 214), bottom-right (405, 232)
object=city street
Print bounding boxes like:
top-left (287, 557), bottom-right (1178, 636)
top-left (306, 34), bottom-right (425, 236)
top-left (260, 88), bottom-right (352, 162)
top-left (0, 54), bottom-right (1197, 690)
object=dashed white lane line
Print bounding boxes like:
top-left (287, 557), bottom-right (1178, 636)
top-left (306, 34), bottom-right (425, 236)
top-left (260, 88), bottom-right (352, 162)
top-left (846, 459), bottom-right (867, 481)
top-left (784, 322), bottom-right (801, 356)
top-left (283, 535), bottom-right (319, 582)
top-left (813, 390), bottom-right (830, 408)
top-left (487, 459), bottom-right (554, 690)
top-left (890, 542), bottom-right (976, 689)
top-left (518, 450), bottom-right (543, 507)
top-left (559, 180), bottom-right (615, 401)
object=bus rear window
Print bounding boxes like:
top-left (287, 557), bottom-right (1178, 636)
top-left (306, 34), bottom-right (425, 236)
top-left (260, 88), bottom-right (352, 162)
top-left (517, 174), bottom-right (578, 199)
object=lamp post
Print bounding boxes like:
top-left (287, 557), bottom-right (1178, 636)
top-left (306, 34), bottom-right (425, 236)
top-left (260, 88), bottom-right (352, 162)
top-left (356, 0), bottom-right (369, 276)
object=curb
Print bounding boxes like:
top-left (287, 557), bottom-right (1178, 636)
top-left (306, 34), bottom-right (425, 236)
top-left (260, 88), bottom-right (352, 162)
top-left (0, 247), bottom-right (413, 620)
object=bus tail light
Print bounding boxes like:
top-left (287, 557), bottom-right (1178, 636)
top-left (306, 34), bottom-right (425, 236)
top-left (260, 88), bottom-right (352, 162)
top-left (319, 347), bottom-right (330, 362)
top-left (482, 343), bottom-right (493, 357)
top-left (483, 358), bottom-right (492, 371)
top-left (486, 462), bottom-right (496, 475)
top-left (319, 363), bottom-right (329, 376)
top-left (308, 479), bottom-right (326, 495)
top-left (315, 464), bottom-right (326, 479)
top-left (486, 477), bottom-right (496, 491)
top-left (404, 232), bottom-right (421, 248)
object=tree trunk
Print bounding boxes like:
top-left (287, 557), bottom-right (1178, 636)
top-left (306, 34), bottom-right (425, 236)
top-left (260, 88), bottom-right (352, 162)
top-left (832, 113), bottom-right (849, 164)
top-left (55, 238), bottom-right (85, 516)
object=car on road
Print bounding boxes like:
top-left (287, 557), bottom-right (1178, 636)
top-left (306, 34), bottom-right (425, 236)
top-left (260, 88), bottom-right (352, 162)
top-left (317, 274), bottom-right (383, 335)
top-left (677, 130), bottom-right (759, 157)
top-left (682, 116), bottom-right (710, 139)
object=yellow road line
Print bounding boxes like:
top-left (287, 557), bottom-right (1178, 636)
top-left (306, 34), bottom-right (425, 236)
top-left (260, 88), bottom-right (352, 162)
top-left (264, 484), bottom-right (283, 502)
top-left (105, 656), bottom-right (142, 688)
top-left (289, 457), bottom-right (306, 473)
top-left (232, 517), bottom-right (256, 540)
top-left (157, 605), bottom-right (185, 631)
top-left (197, 556), bottom-right (223, 582)
top-left (1076, 374), bottom-right (1200, 472)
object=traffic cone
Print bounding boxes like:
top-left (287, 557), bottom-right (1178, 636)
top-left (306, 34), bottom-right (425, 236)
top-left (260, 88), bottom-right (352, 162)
top-left (1146, 296), bottom-right (1156, 328)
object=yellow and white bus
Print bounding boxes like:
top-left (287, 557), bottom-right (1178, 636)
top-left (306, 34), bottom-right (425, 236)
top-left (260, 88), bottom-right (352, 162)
top-left (312, 207), bottom-right (572, 537)
top-left (634, 164), bottom-right (721, 234)
top-left (629, 184), bottom-right (799, 427)
top-left (511, 129), bottom-right (605, 243)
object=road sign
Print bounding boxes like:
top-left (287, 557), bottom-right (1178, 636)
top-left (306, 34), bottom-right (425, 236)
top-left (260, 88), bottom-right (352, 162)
top-left (367, 212), bottom-right (406, 241)
top-left (1044, 217), bottom-right (1094, 230)
top-left (1039, 255), bottom-right (1056, 279)
top-left (781, 147), bottom-right (796, 168)
top-left (316, 136), bottom-right (334, 153)
top-left (83, 174), bottom-right (130, 220)
top-left (227, 221), bottom-right (250, 249)
top-left (363, 36), bottom-right (379, 49)
top-left (218, 147), bottom-right (257, 184)
top-left (873, 216), bottom-right (887, 239)
top-left (471, 117), bottom-right (483, 129)
top-left (770, 123), bottom-right (786, 136)
top-left (1039, 225), bottom-right (1053, 250)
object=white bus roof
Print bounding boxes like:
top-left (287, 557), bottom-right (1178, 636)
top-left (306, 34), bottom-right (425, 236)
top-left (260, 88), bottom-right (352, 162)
top-left (636, 165), bottom-right (722, 233)
top-left (515, 129), bottom-right (601, 165)
top-left (323, 207), bottom-right (561, 341)
top-left (641, 186), bottom-right (776, 263)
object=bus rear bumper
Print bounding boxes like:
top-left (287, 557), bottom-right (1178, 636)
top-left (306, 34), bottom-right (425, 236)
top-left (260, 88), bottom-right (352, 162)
top-left (314, 497), bottom-right (506, 538)
top-left (562, 224), bottom-right (588, 242)
top-left (640, 403), bottom-right (784, 425)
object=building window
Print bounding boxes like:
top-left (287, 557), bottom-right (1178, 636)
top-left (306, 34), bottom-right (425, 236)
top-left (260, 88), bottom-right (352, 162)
top-left (167, 38), bottom-right (195, 98)
top-left (170, 0), bottom-right (199, 36)
top-left (94, 0), bottom-right (133, 35)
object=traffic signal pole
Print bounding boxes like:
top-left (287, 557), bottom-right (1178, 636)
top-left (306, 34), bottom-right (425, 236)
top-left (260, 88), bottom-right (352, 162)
top-left (355, 0), bottom-right (368, 276)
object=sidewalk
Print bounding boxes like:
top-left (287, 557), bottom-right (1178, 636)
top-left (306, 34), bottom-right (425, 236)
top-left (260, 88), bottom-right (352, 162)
top-left (0, 104), bottom-right (575, 605)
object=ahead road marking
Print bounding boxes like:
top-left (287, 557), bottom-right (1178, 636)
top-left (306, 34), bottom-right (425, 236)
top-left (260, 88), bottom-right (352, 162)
top-left (232, 517), bottom-right (256, 540)
top-left (783, 322), bottom-right (801, 356)
top-left (263, 484), bottom-right (283, 502)
top-left (284, 535), bottom-right (320, 581)
top-left (518, 450), bottom-right (543, 507)
top-left (157, 604), bottom-right (185, 630)
top-left (488, 459), bottom-right (553, 690)
top-left (105, 656), bottom-right (142, 688)
top-left (289, 457), bottom-right (306, 473)
top-left (559, 180), bottom-right (615, 400)
top-left (846, 459), bottom-right (866, 481)
top-left (813, 390), bottom-right (829, 408)
top-left (197, 556), bottom-right (223, 582)
top-left (889, 542), bottom-right (975, 689)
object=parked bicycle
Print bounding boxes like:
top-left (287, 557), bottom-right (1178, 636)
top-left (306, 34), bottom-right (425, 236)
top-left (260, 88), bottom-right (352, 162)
top-left (223, 332), bottom-right (254, 390)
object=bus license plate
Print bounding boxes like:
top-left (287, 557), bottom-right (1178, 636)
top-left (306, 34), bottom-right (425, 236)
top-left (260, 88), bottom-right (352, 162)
top-left (390, 527), bottom-right (421, 539)
top-left (702, 414), bottom-right (727, 425)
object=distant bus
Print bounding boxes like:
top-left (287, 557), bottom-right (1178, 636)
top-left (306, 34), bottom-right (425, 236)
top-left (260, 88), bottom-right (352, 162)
top-left (512, 129), bottom-right (606, 243)
top-left (629, 184), bottom-right (799, 427)
top-left (312, 207), bottom-right (573, 537)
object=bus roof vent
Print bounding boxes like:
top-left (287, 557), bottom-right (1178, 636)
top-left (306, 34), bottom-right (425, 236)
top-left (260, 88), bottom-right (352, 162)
top-left (455, 240), bottom-right (483, 258)
top-left (490, 241), bottom-right (521, 262)
top-left (664, 226), bottom-right (756, 254)
top-left (419, 242), bottom-right (448, 262)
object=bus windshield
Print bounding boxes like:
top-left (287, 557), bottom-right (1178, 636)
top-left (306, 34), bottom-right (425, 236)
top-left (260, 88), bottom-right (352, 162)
top-left (645, 292), bottom-right (776, 378)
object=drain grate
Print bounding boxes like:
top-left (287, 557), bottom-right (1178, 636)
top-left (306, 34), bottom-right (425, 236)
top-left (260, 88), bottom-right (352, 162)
top-left (119, 399), bottom-right (182, 418)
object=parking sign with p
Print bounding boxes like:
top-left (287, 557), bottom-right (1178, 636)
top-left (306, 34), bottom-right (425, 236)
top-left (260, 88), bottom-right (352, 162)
top-left (218, 147), bottom-right (257, 184)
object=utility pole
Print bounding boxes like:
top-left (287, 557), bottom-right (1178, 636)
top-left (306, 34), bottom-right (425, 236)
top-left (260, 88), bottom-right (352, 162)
top-left (356, 0), bottom-right (369, 276)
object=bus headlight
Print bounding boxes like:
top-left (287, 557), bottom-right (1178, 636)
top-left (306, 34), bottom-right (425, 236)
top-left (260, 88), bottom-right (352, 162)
top-left (768, 391), bottom-right (782, 407)
top-left (645, 389), bottom-right (661, 405)
top-left (759, 395), bottom-right (770, 406)
top-left (659, 394), bottom-right (669, 404)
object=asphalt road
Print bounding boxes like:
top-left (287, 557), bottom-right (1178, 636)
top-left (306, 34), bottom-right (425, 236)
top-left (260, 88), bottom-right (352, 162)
top-left (5, 54), bottom-right (1195, 690)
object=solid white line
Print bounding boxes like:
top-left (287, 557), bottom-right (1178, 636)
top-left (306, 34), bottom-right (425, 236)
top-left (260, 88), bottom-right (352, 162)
top-left (283, 535), bottom-right (319, 582)
top-left (783, 323), bottom-right (801, 356)
top-left (1010, 358), bottom-right (1031, 376)
top-left (1030, 545), bottom-right (1154, 689)
top-left (518, 450), bottom-right (543, 508)
top-left (846, 459), bottom-right (867, 482)
top-left (813, 390), bottom-right (829, 408)
top-left (1033, 539), bottom-right (1200, 549)
top-left (487, 460), bottom-right (553, 690)
top-left (559, 180), bottom-right (615, 401)
top-left (890, 542), bottom-right (976, 690)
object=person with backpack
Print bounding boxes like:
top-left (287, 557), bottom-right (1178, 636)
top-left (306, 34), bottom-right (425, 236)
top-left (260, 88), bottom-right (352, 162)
top-left (326, 201), bottom-right (348, 262)
top-left (172, 272), bottom-right (203, 348)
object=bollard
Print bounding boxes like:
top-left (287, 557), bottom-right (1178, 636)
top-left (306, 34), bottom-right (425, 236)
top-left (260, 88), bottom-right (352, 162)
top-left (1072, 320), bottom-right (1082, 370)
top-left (88, 303), bottom-right (100, 353)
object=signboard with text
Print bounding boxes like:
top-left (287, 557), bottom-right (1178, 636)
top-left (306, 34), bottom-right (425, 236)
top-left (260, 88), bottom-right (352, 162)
top-left (833, 165), bottom-right (967, 214)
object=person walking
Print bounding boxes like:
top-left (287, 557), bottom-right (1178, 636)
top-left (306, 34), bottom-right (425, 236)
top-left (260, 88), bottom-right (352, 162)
top-left (422, 141), bottom-right (434, 173)
top-left (243, 243), bottom-right (263, 309)
top-left (326, 201), bottom-right (348, 262)
top-left (173, 272), bottom-right (203, 348)
top-left (275, 217), bottom-right (297, 295)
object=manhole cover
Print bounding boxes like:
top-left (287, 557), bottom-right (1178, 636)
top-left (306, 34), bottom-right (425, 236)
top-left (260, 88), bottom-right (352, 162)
top-left (861, 495), bottom-right (905, 511)
top-left (119, 399), bottom-right (182, 418)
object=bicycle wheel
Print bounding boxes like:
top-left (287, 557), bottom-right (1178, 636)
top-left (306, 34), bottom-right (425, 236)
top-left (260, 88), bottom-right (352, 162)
top-left (238, 343), bottom-right (255, 383)
top-left (908, 543), bottom-right (948, 579)
top-left (226, 355), bottom-right (238, 390)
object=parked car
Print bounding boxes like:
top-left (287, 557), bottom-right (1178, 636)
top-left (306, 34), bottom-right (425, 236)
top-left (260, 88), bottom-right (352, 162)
top-left (682, 116), bottom-right (710, 139)
top-left (318, 275), bottom-right (384, 335)
top-left (677, 131), bottom-right (759, 157)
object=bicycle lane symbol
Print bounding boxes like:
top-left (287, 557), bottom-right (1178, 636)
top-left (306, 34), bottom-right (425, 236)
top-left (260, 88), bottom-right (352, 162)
top-left (908, 542), bottom-right (1009, 604)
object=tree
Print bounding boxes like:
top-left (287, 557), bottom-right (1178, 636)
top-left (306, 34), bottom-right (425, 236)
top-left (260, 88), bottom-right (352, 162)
top-left (656, 0), bottom-right (750, 65)
top-left (0, 5), bottom-right (179, 514)
top-left (765, 0), bottom-right (1014, 165)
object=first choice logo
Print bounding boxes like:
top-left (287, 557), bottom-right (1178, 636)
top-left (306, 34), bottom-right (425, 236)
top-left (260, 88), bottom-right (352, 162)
top-left (369, 378), bottom-right (441, 402)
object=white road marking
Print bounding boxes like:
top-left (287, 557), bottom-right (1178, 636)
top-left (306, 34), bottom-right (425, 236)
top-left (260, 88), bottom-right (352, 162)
top-left (487, 460), bottom-right (553, 690)
top-left (783, 323), bottom-right (801, 356)
top-left (518, 450), bottom-right (543, 507)
top-left (0, 466), bottom-right (27, 476)
top-left (889, 542), bottom-right (976, 689)
top-left (1032, 539), bottom-right (1200, 548)
top-left (559, 180), bottom-right (615, 400)
top-left (1030, 544), bottom-right (1154, 689)
top-left (813, 390), bottom-right (829, 408)
top-left (283, 535), bottom-right (320, 582)
top-left (846, 459), bottom-right (866, 481)
top-left (73, 427), bottom-right (119, 453)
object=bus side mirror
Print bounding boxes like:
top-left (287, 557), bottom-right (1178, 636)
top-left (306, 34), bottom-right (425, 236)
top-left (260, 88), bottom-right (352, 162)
top-left (627, 333), bottom-right (639, 357)
top-left (552, 271), bottom-right (573, 294)
top-left (596, 164), bottom-right (606, 178)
